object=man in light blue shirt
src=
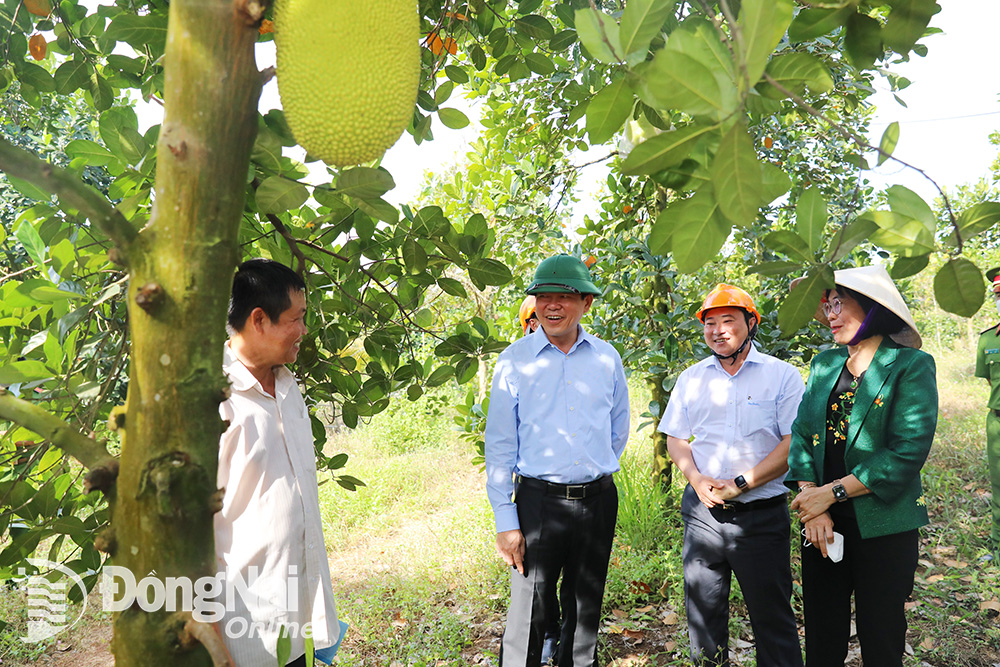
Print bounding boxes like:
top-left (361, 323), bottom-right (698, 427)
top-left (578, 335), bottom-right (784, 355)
top-left (659, 284), bottom-right (804, 667)
top-left (486, 254), bottom-right (630, 667)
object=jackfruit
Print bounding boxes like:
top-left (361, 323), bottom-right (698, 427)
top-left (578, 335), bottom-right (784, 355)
top-left (275, 0), bottom-right (420, 167)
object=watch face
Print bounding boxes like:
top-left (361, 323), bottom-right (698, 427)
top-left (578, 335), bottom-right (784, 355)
top-left (735, 475), bottom-right (747, 489)
top-left (833, 484), bottom-right (848, 501)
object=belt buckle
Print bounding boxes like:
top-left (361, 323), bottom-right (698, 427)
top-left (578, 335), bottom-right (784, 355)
top-left (565, 484), bottom-right (586, 500)
top-left (720, 502), bottom-right (736, 511)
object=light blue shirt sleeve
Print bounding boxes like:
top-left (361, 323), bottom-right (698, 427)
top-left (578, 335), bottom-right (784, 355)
top-left (610, 354), bottom-right (631, 456)
top-left (484, 354), bottom-right (521, 533)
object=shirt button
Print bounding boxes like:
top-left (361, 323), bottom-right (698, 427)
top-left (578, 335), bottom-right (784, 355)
top-left (308, 543), bottom-right (314, 549)
top-left (571, 433), bottom-right (576, 437)
top-left (574, 461), bottom-right (580, 465)
top-left (567, 381), bottom-right (572, 385)
top-left (569, 407), bottom-right (575, 411)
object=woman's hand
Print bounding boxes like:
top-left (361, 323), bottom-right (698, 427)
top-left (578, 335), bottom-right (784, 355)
top-left (802, 513), bottom-right (835, 558)
top-left (791, 485), bottom-right (835, 523)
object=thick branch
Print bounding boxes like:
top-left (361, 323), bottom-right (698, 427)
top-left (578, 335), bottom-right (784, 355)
top-left (0, 388), bottom-right (117, 473)
top-left (0, 135), bottom-right (139, 256)
top-left (177, 614), bottom-right (234, 667)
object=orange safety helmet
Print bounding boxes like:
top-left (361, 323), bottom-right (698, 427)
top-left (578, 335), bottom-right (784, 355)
top-left (696, 283), bottom-right (760, 324)
top-left (518, 295), bottom-right (538, 334)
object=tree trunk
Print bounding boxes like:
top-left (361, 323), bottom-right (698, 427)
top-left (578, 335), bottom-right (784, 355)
top-left (647, 374), bottom-right (672, 491)
top-left (110, 1), bottom-right (263, 664)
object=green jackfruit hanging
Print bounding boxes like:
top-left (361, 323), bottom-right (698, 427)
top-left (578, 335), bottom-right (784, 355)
top-left (275, 0), bottom-right (420, 167)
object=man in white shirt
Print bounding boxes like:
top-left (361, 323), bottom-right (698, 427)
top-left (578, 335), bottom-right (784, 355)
top-left (215, 259), bottom-right (340, 666)
top-left (659, 284), bottom-right (804, 667)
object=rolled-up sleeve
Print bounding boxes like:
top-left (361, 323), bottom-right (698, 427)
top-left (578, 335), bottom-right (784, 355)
top-left (484, 355), bottom-right (521, 533)
top-left (776, 365), bottom-right (806, 436)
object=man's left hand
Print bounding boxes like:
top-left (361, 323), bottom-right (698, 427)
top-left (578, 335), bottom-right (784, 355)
top-left (713, 479), bottom-right (743, 501)
top-left (791, 485), bottom-right (834, 523)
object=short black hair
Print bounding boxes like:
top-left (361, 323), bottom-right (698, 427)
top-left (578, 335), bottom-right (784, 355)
top-left (830, 286), bottom-right (906, 342)
top-left (228, 259), bottom-right (305, 331)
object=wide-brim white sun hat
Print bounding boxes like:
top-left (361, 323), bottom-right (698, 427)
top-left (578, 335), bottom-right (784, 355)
top-left (817, 265), bottom-right (922, 349)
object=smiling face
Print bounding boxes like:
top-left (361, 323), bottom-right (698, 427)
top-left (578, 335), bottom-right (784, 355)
top-left (825, 289), bottom-right (867, 345)
top-left (257, 288), bottom-right (308, 366)
top-left (535, 292), bottom-right (593, 345)
top-left (701, 306), bottom-right (753, 358)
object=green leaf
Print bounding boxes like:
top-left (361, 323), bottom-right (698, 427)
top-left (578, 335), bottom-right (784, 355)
top-left (956, 202), bottom-right (1000, 241)
top-left (586, 79), bottom-right (634, 144)
top-left (763, 230), bottom-right (813, 263)
top-left (575, 8), bottom-right (622, 63)
top-left (877, 121), bottom-right (899, 166)
top-left (621, 123), bottom-right (717, 175)
top-left (104, 11), bottom-right (169, 51)
top-left (515, 14), bottom-right (555, 40)
top-left (276, 626), bottom-right (291, 667)
top-left (54, 58), bottom-right (90, 94)
top-left (467, 258), bottom-right (513, 287)
top-left (738, 0), bottom-right (794, 87)
top-left (933, 257), bottom-right (983, 317)
top-left (0, 360), bottom-right (53, 385)
top-left (426, 365), bottom-right (455, 388)
top-left (795, 187), bottom-right (827, 252)
top-left (883, 0), bottom-right (941, 54)
top-left (341, 402), bottom-right (358, 429)
top-left (524, 52), bottom-right (555, 75)
top-left (640, 49), bottom-right (726, 119)
top-left (549, 29), bottom-right (577, 51)
top-left (445, 65), bottom-right (469, 84)
top-left (256, 176), bottom-right (308, 214)
top-left (825, 216), bottom-right (879, 263)
top-left (619, 0), bottom-right (676, 66)
top-left (336, 167), bottom-right (395, 199)
top-left (844, 13), bottom-right (884, 70)
top-left (655, 189), bottom-right (730, 273)
top-left (438, 108), bottom-right (470, 129)
top-left (15, 221), bottom-right (46, 268)
top-left (890, 255), bottom-right (930, 280)
top-left (778, 265), bottom-right (834, 335)
top-left (437, 277), bottom-right (468, 298)
top-left (865, 211), bottom-right (936, 257)
top-left (435, 80), bottom-right (454, 106)
top-left (456, 355), bottom-right (479, 384)
top-left (356, 197), bottom-right (399, 223)
top-left (748, 260), bottom-right (802, 276)
top-left (710, 123), bottom-right (764, 226)
top-left (100, 108), bottom-right (146, 165)
top-left (402, 238), bottom-right (428, 275)
top-left (788, 6), bottom-right (855, 42)
top-left (886, 185), bottom-right (935, 232)
top-left (17, 62), bottom-right (55, 92)
top-left (65, 139), bottom-right (116, 167)
top-left (413, 206), bottom-right (449, 236)
top-left (757, 53), bottom-right (834, 100)
top-left (760, 161), bottom-right (791, 204)
top-left (86, 69), bottom-right (114, 112)
top-left (8, 176), bottom-right (50, 202)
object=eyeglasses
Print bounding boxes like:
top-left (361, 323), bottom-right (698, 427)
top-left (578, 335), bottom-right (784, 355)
top-left (821, 296), bottom-right (843, 318)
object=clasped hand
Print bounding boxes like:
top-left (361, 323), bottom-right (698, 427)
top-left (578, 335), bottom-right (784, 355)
top-left (790, 486), bottom-right (833, 523)
top-left (693, 474), bottom-right (743, 507)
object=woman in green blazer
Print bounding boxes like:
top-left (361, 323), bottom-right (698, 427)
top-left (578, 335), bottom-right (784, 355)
top-left (787, 265), bottom-right (937, 667)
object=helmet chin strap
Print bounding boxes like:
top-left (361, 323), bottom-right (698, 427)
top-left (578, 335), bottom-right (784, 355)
top-left (713, 335), bottom-right (752, 366)
top-left (711, 318), bottom-right (758, 367)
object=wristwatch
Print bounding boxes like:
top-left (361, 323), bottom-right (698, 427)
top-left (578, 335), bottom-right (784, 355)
top-left (734, 475), bottom-right (748, 490)
top-left (832, 481), bottom-right (849, 503)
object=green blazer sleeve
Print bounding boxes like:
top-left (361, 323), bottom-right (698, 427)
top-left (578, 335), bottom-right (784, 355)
top-left (787, 340), bottom-right (938, 539)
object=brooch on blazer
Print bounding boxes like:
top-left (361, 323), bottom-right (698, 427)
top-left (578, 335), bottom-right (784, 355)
top-left (916, 495), bottom-right (926, 507)
top-left (812, 434), bottom-right (820, 447)
top-left (874, 395), bottom-right (884, 408)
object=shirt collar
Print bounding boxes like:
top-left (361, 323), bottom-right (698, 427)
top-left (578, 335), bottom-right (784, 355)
top-left (223, 342), bottom-right (292, 395)
top-left (528, 324), bottom-right (594, 357)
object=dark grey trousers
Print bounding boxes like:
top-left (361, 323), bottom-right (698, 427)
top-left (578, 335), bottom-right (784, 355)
top-left (680, 485), bottom-right (803, 667)
top-left (500, 478), bottom-right (618, 667)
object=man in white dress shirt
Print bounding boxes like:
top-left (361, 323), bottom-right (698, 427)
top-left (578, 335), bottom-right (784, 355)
top-left (215, 259), bottom-right (340, 666)
top-left (659, 284), bottom-right (804, 667)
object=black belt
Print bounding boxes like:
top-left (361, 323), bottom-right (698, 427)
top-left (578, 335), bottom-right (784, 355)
top-left (516, 474), bottom-right (613, 500)
top-left (716, 495), bottom-right (787, 512)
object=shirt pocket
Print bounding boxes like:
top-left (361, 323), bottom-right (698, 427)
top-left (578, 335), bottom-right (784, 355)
top-left (989, 355), bottom-right (1000, 384)
top-left (742, 398), bottom-right (777, 437)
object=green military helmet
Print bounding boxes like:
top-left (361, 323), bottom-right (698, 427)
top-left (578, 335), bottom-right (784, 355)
top-left (525, 254), bottom-right (602, 296)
